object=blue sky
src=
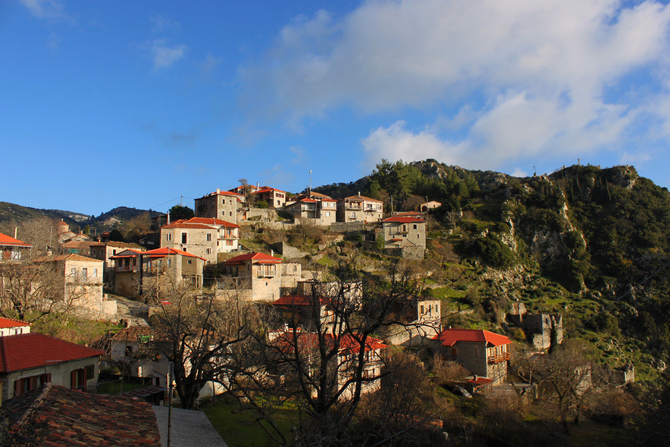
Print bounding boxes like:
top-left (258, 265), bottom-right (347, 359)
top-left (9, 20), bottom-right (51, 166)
top-left (2, 0), bottom-right (670, 216)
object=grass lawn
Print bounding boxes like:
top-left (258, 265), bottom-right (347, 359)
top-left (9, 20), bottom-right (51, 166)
top-left (203, 397), bottom-right (299, 447)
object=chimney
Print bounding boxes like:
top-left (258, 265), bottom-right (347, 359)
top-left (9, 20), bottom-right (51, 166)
top-left (167, 211), bottom-right (170, 225)
top-left (257, 182), bottom-right (259, 189)
top-left (14, 227), bottom-right (18, 239)
top-left (216, 188), bottom-right (220, 194)
top-left (270, 249), bottom-right (274, 257)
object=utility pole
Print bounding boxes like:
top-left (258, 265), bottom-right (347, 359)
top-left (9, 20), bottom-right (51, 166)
top-left (167, 362), bottom-right (174, 447)
top-left (309, 170), bottom-right (312, 194)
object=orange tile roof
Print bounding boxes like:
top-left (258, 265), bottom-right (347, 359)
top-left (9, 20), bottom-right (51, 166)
top-left (143, 247), bottom-right (206, 261)
top-left (0, 317), bottom-right (30, 329)
top-left (0, 232), bottom-right (31, 248)
top-left (273, 332), bottom-right (386, 355)
top-left (161, 220), bottom-right (214, 230)
top-left (186, 217), bottom-right (240, 228)
top-left (224, 252), bottom-right (282, 265)
top-left (383, 216), bottom-right (426, 223)
top-left (0, 333), bottom-right (103, 373)
top-left (253, 187), bottom-right (286, 194)
top-left (432, 329), bottom-right (511, 347)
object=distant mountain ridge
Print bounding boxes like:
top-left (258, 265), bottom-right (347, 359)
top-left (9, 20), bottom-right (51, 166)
top-left (0, 202), bottom-right (159, 233)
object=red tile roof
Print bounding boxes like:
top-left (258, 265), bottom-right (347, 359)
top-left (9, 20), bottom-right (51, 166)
top-left (273, 295), bottom-right (324, 307)
top-left (161, 220), bottom-right (214, 230)
top-left (143, 247), bottom-right (206, 261)
top-left (432, 329), bottom-right (511, 347)
top-left (0, 333), bottom-right (103, 373)
top-left (224, 252), bottom-right (282, 265)
top-left (383, 216), bottom-right (426, 223)
top-left (186, 217), bottom-right (240, 228)
top-left (468, 377), bottom-right (494, 386)
top-left (273, 332), bottom-right (386, 355)
top-left (0, 317), bottom-right (31, 329)
top-left (253, 187), bottom-right (286, 194)
top-left (5, 384), bottom-right (161, 446)
top-left (0, 232), bottom-right (31, 248)
top-left (300, 198), bottom-right (317, 203)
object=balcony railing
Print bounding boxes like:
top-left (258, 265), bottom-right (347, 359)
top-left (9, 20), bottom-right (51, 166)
top-left (488, 352), bottom-right (510, 364)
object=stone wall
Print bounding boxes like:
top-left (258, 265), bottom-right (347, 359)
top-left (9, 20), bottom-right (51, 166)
top-left (384, 246), bottom-right (425, 260)
top-left (271, 242), bottom-right (309, 260)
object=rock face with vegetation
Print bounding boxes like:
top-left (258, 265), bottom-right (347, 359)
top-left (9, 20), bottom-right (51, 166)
top-left (314, 160), bottom-right (670, 378)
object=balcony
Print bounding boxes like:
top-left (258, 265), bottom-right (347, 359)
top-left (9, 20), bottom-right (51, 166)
top-left (488, 352), bottom-right (510, 364)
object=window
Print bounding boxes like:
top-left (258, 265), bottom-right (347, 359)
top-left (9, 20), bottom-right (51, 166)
top-left (474, 347), bottom-right (480, 357)
top-left (206, 248), bottom-right (212, 255)
top-left (166, 233), bottom-right (172, 241)
top-left (167, 258), bottom-right (171, 267)
top-left (181, 233), bottom-right (187, 244)
top-left (229, 211), bottom-right (232, 217)
top-left (326, 212), bottom-right (331, 217)
top-left (226, 240), bottom-right (233, 246)
top-left (93, 268), bottom-right (98, 278)
top-left (14, 373), bottom-right (51, 396)
top-left (413, 225), bottom-right (417, 230)
top-left (71, 267), bottom-right (76, 277)
top-left (70, 368), bottom-right (87, 391)
top-left (207, 233), bottom-right (212, 242)
top-left (188, 260), bottom-right (192, 264)
top-left (81, 268), bottom-right (87, 279)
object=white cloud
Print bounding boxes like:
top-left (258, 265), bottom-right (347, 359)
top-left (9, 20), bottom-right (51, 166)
top-left (198, 54), bottom-right (221, 75)
top-left (149, 39), bottom-right (188, 70)
top-left (289, 146), bottom-right (305, 164)
top-left (20, 0), bottom-right (73, 22)
top-left (151, 14), bottom-right (180, 34)
top-left (242, 0), bottom-right (670, 168)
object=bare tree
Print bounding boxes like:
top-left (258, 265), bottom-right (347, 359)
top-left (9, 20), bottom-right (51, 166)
top-left (148, 282), bottom-right (254, 410)
top-left (0, 258), bottom-right (92, 322)
top-left (222, 262), bottom-right (425, 445)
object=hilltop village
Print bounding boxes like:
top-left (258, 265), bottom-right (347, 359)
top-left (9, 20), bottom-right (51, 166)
top-left (0, 161), bottom-right (666, 447)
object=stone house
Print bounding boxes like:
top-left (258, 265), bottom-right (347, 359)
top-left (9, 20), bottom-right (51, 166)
top-left (285, 198), bottom-right (337, 226)
top-left (194, 189), bottom-right (244, 223)
top-left (272, 295), bottom-right (336, 332)
top-left (379, 216), bottom-right (427, 259)
top-left (0, 231), bottom-right (31, 261)
top-left (218, 251), bottom-right (284, 302)
top-left (0, 332), bottom-right (103, 400)
top-left (383, 297), bottom-right (442, 347)
top-left (33, 254), bottom-right (108, 316)
top-left (55, 219), bottom-right (92, 244)
top-left (509, 303), bottom-right (564, 351)
top-left (433, 328), bottom-right (511, 385)
top-left (109, 326), bottom-right (170, 388)
top-left (186, 217), bottom-right (241, 254)
top-left (0, 317), bottom-right (31, 337)
top-left (252, 186), bottom-right (287, 208)
top-left (419, 201), bottom-right (441, 212)
top-left (110, 247), bottom-right (205, 297)
top-left (160, 220), bottom-right (218, 264)
top-left (89, 241), bottom-right (145, 272)
top-left (271, 331), bottom-right (387, 400)
top-left (337, 194), bottom-right (384, 223)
